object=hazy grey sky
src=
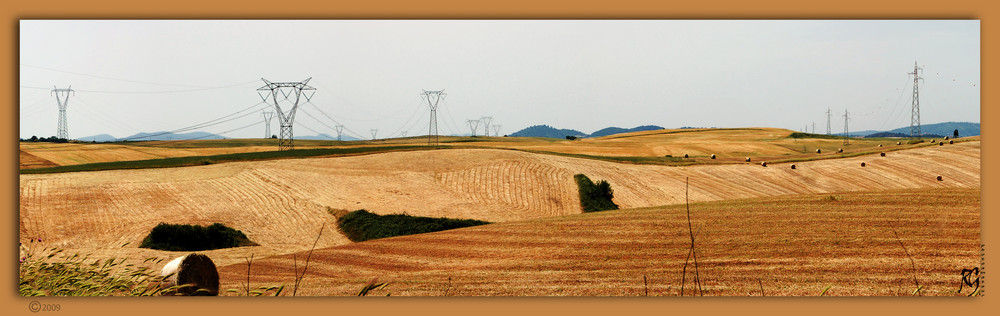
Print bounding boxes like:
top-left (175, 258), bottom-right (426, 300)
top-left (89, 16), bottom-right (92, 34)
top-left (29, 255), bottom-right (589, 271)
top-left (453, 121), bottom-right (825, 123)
top-left (19, 20), bottom-right (980, 140)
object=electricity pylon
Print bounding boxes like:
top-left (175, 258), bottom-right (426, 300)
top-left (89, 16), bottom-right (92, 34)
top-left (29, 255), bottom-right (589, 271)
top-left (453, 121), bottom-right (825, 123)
top-left (909, 61), bottom-right (923, 138)
top-left (51, 86), bottom-right (74, 139)
top-left (493, 124), bottom-right (502, 137)
top-left (843, 109), bottom-right (850, 145)
top-left (262, 111), bottom-right (274, 139)
top-left (335, 125), bottom-right (344, 141)
top-left (257, 78), bottom-right (315, 150)
top-left (422, 90), bottom-right (446, 146)
top-left (480, 116), bottom-right (493, 137)
top-left (467, 119), bottom-right (481, 137)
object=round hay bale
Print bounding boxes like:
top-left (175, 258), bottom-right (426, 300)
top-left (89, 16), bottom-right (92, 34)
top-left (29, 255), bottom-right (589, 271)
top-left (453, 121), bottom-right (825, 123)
top-left (939, 142), bottom-right (944, 146)
top-left (746, 157), bottom-right (751, 162)
top-left (683, 154), bottom-right (689, 158)
top-left (931, 139), bottom-right (936, 143)
top-left (710, 154), bottom-right (716, 159)
top-left (896, 141), bottom-right (901, 145)
top-left (937, 175), bottom-right (943, 181)
top-left (878, 144), bottom-right (883, 147)
top-left (761, 162), bottom-right (767, 167)
top-left (950, 140), bottom-right (954, 144)
top-left (944, 136), bottom-right (950, 140)
top-left (160, 253), bottom-right (220, 296)
top-left (880, 152), bottom-right (886, 157)
top-left (816, 149), bottom-right (822, 154)
top-left (838, 148), bottom-right (843, 153)
top-left (860, 162), bottom-right (866, 167)
top-left (790, 164), bottom-right (796, 169)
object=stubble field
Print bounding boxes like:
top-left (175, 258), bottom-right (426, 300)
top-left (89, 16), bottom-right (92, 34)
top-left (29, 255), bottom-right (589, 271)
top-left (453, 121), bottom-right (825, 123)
top-left (17, 128), bottom-right (981, 296)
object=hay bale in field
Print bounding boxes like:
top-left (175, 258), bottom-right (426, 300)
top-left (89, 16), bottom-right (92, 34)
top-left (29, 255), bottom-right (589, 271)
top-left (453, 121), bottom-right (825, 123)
top-left (897, 141), bottom-right (902, 145)
top-left (838, 148), bottom-right (843, 153)
top-left (761, 162), bottom-right (767, 167)
top-left (816, 149), bottom-right (822, 153)
top-left (937, 175), bottom-right (943, 181)
top-left (931, 139), bottom-right (936, 143)
top-left (939, 142), bottom-right (944, 146)
top-left (945, 136), bottom-right (950, 140)
top-left (710, 154), bottom-right (716, 159)
top-left (746, 157), bottom-right (751, 162)
top-left (878, 144), bottom-right (883, 147)
top-left (860, 162), bottom-right (866, 167)
top-left (683, 154), bottom-right (688, 158)
top-left (880, 152), bottom-right (886, 157)
top-left (790, 164), bottom-right (796, 169)
top-left (159, 253), bottom-right (219, 296)
top-left (950, 140), bottom-right (954, 144)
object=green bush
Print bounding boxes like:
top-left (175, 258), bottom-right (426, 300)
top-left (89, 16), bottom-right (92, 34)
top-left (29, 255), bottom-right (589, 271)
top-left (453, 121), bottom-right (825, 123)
top-left (139, 223), bottom-right (256, 251)
top-left (337, 210), bottom-right (490, 242)
top-left (574, 174), bottom-right (619, 213)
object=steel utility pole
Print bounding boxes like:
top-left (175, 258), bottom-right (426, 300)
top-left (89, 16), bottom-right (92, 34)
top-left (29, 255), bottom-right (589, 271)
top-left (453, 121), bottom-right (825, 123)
top-left (51, 86), bottom-right (74, 139)
top-left (262, 111), bottom-right (274, 139)
top-left (257, 78), bottom-right (316, 150)
top-left (422, 90), bottom-right (446, 146)
top-left (909, 61), bottom-right (923, 138)
top-left (843, 109), bottom-right (850, 145)
top-left (811, 122), bottom-right (815, 134)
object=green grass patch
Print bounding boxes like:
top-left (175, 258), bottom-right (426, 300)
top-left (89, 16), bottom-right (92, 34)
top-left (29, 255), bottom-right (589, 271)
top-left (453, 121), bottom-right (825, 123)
top-left (20, 145), bottom-right (429, 174)
top-left (139, 223), bottom-right (257, 252)
top-left (336, 209), bottom-right (490, 242)
top-left (574, 174), bottom-right (620, 213)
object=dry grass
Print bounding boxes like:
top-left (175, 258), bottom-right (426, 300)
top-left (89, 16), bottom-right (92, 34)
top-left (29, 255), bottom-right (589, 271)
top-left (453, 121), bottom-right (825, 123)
top-left (216, 188), bottom-right (980, 296)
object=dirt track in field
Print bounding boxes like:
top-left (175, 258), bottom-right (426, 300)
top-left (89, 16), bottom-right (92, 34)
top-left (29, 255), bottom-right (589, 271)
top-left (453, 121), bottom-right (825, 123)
top-left (18, 140), bottom-right (980, 273)
top-left (216, 188), bottom-right (980, 296)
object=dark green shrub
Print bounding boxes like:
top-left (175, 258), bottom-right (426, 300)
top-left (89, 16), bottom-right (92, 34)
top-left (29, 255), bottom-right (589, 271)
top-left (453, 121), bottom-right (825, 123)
top-left (337, 210), bottom-right (490, 242)
top-left (140, 223), bottom-right (256, 251)
top-left (574, 174), bottom-right (619, 213)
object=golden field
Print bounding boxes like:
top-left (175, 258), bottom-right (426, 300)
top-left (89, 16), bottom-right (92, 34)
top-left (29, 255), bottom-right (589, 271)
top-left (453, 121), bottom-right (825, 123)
top-left (17, 128), bottom-right (981, 296)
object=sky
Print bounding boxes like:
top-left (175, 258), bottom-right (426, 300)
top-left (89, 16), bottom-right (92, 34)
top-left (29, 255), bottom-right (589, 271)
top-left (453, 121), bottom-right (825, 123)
top-left (18, 20), bottom-right (980, 140)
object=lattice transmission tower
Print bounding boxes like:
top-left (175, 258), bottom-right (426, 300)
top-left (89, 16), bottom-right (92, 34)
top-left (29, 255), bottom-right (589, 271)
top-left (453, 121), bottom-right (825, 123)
top-left (335, 125), bottom-right (344, 141)
top-left (467, 119), bottom-right (481, 137)
top-left (51, 86), bottom-right (74, 139)
top-left (480, 116), bottom-right (493, 137)
top-left (909, 61), bottom-right (923, 138)
top-left (422, 90), bottom-right (446, 146)
top-left (493, 124), bottom-right (502, 137)
top-left (257, 78), bottom-right (315, 150)
top-left (826, 108), bottom-right (832, 135)
top-left (843, 109), bottom-right (850, 145)
top-left (262, 111), bottom-right (274, 139)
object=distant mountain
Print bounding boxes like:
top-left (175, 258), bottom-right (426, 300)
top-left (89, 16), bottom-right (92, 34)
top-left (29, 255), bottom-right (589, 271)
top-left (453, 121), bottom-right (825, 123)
top-left (589, 125), bottom-right (665, 138)
top-left (75, 134), bottom-right (118, 142)
top-left (510, 125), bottom-right (588, 139)
top-left (835, 122), bottom-right (979, 138)
top-left (120, 131), bottom-right (225, 141)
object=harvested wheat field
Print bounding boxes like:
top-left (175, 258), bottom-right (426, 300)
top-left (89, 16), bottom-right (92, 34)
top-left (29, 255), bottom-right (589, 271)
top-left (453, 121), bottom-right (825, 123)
top-left (216, 188), bottom-right (980, 296)
top-left (19, 139), bottom-right (979, 273)
top-left (19, 128), bottom-right (946, 170)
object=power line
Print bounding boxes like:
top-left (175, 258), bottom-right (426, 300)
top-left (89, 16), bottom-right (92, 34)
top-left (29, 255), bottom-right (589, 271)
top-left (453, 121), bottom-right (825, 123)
top-left (21, 63), bottom-right (256, 89)
top-left (121, 101), bottom-right (269, 141)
